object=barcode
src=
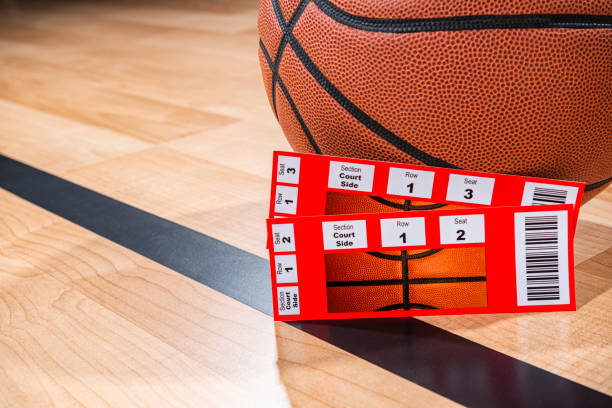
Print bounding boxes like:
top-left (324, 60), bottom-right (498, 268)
top-left (515, 211), bottom-right (570, 306)
top-left (523, 215), bottom-right (560, 301)
top-left (531, 187), bottom-right (568, 205)
top-left (521, 182), bottom-right (579, 208)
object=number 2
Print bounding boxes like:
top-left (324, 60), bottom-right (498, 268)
top-left (456, 230), bottom-right (466, 240)
top-left (282, 236), bottom-right (291, 244)
top-left (464, 189), bottom-right (474, 199)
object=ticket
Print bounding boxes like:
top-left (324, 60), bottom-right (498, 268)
top-left (269, 151), bottom-right (584, 225)
top-left (267, 204), bottom-right (575, 321)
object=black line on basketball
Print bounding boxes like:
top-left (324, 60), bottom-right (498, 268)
top-left (369, 196), bottom-right (448, 210)
top-left (260, 40), bottom-right (322, 154)
top-left (401, 249), bottom-right (410, 309)
top-left (327, 276), bottom-right (487, 287)
top-left (269, 4), bottom-right (458, 168)
top-left (377, 303), bottom-right (437, 311)
top-left (585, 175), bottom-right (612, 192)
top-left (367, 248), bottom-right (443, 261)
top-left (313, 0), bottom-right (612, 33)
top-left (269, 0), bottom-right (310, 118)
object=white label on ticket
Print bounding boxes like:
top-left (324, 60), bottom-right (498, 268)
top-left (521, 182), bottom-right (579, 207)
top-left (277, 286), bottom-right (300, 315)
top-left (272, 223), bottom-right (296, 252)
top-left (446, 174), bottom-right (495, 205)
top-left (328, 161), bottom-right (375, 192)
top-left (514, 210), bottom-right (570, 306)
top-left (380, 217), bottom-right (426, 247)
top-left (274, 254), bottom-right (298, 284)
top-left (386, 167), bottom-right (435, 199)
top-left (439, 214), bottom-right (485, 244)
top-left (274, 185), bottom-right (298, 215)
top-left (322, 220), bottom-right (368, 250)
top-left (276, 155), bottom-right (300, 184)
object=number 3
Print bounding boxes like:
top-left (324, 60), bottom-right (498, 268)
top-left (464, 189), bottom-right (474, 199)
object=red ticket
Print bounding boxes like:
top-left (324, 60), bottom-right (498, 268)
top-left (269, 151), bottom-right (584, 227)
top-left (267, 205), bottom-right (575, 321)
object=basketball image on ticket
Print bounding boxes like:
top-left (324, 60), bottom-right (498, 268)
top-left (267, 205), bottom-right (575, 321)
top-left (269, 151), bottom-right (585, 226)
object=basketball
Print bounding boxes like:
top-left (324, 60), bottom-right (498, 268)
top-left (325, 247), bottom-right (487, 312)
top-left (258, 0), bottom-right (612, 202)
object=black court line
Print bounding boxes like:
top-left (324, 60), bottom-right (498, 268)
top-left (1, 154), bottom-right (610, 407)
top-left (0, 154), bottom-right (273, 315)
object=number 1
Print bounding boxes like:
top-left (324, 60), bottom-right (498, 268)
top-left (399, 232), bottom-right (407, 243)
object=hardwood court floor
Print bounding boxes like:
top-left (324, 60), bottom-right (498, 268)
top-left (0, 1), bottom-right (611, 406)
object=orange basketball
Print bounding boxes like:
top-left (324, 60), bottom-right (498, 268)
top-left (325, 248), bottom-right (487, 312)
top-left (258, 0), bottom-right (612, 201)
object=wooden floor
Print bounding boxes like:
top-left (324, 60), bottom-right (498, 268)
top-left (0, 1), bottom-right (610, 406)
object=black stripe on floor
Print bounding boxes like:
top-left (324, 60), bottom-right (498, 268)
top-left (1, 154), bottom-right (609, 407)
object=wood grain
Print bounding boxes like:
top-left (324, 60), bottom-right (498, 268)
top-left (0, 188), bottom-right (455, 407)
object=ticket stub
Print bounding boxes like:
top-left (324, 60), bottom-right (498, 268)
top-left (267, 204), bottom-right (575, 321)
top-left (269, 151), bottom-right (584, 222)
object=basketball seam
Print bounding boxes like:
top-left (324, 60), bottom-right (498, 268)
top-left (584, 174), bottom-right (612, 191)
top-left (269, 0), bottom-right (458, 168)
top-left (377, 303), bottom-right (437, 311)
top-left (369, 196), bottom-right (448, 210)
top-left (260, 40), bottom-right (322, 154)
top-left (401, 249), bottom-right (409, 309)
top-left (327, 276), bottom-right (487, 286)
top-left (368, 248), bottom-right (443, 261)
top-left (269, 0), bottom-right (310, 119)
top-left (313, 0), bottom-right (612, 33)
top-left (285, 32), bottom-right (459, 168)
top-left (402, 200), bottom-right (410, 309)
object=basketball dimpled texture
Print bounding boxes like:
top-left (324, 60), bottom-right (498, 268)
top-left (258, 0), bottom-right (612, 201)
top-left (325, 248), bottom-right (487, 312)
